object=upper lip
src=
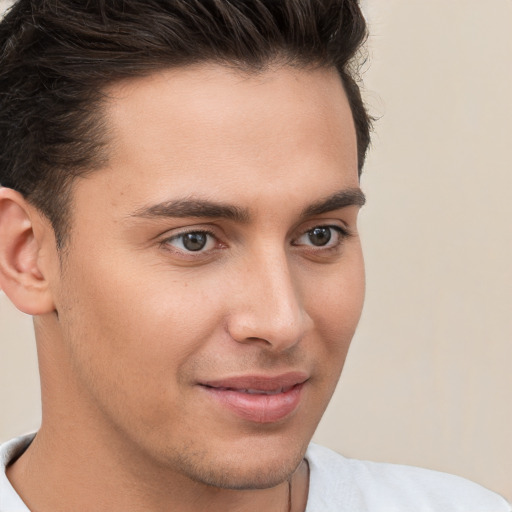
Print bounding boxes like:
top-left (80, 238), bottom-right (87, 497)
top-left (199, 372), bottom-right (309, 392)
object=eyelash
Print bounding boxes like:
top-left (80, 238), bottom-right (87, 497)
top-left (162, 229), bottom-right (219, 254)
top-left (160, 224), bottom-right (352, 257)
top-left (292, 225), bottom-right (351, 250)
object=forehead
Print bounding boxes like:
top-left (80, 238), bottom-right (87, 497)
top-left (84, 64), bottom-right (358, 213)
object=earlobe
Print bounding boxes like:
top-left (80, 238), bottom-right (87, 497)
top-left (0, 187), bottom-right (56, 315)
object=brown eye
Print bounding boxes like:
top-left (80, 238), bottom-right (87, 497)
top-left (165, 231), bottom-right (215, 252)
top-left (307, 227), bottom-right (332, 246)
top-left (182, 232), bottom-right (208, 251)
top-left (293, 225), bottom-right (349, 250)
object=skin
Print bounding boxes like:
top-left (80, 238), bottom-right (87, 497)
top-left (0, 64), bottom-right (365, 512)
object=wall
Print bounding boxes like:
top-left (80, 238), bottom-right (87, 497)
top-left (1, 0), bottom-right (511, 502)
top-left (313, 0), bottom-right (512, 501)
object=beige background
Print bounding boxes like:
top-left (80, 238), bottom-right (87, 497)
top-left (1, 0), bottom-right (511, 502)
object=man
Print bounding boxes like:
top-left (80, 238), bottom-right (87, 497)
top-left (0, 1), bottom-right (509, 511)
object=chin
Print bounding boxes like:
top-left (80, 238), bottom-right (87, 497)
top-left (169, 439), bottom-right (307, 490)
top-left (189, 459), bottom-right (301, 491)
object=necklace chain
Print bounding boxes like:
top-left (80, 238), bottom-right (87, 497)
top-left (287, 476), bottom-right (292, 512)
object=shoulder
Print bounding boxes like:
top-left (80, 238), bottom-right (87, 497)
top-left (305, 443), bottom-right (511, 512)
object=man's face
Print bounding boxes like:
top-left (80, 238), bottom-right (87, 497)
top-left (49, 64), bottom-right (365, 489)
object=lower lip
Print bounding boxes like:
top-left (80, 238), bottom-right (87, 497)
top-left (201, 383), bottom-right (305, 423)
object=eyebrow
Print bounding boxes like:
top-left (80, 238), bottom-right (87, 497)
top-left (130, 198), bottom-right (250, 223)
top-left (130, 187), bottom-right (365, 222)
top-left (301, 188), bottom-right (366, 217)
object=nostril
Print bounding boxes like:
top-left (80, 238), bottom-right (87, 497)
top-left (245, 336), bottom-right (271, 343)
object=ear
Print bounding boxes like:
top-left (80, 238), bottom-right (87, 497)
top-left (0, 187), bottom-right (56, 315)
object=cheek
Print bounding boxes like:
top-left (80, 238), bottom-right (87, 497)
top-left (58, 254), bottom-right (224, 410)
top-left (79, 281), bottom-right (216, 365)
top-left (305, 250), bottom-right (365, 368)
top-left (310, 246), bottom-right (364, 322)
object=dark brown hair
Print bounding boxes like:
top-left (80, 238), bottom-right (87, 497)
top-left (0, 0), bottom-right (371, 246)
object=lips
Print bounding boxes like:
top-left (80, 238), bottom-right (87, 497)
top-left (211, 385), bottom-right (294, 395)
top-left (199, 372), bottom-right (308, 423)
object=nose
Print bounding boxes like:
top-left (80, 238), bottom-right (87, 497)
top-left (226, 249), bottom-right (313, 351)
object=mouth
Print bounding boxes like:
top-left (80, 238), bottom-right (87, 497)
top-left (206, 385), bottom-right (296, 395)
top-left (198, 372), bottom-right (308, 424)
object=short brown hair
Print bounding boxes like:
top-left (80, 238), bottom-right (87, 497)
top-left (0, 0), bottom-right (371, 246)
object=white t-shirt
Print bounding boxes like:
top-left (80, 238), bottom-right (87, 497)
top-left (1, 434), bottom-right (510, 512)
